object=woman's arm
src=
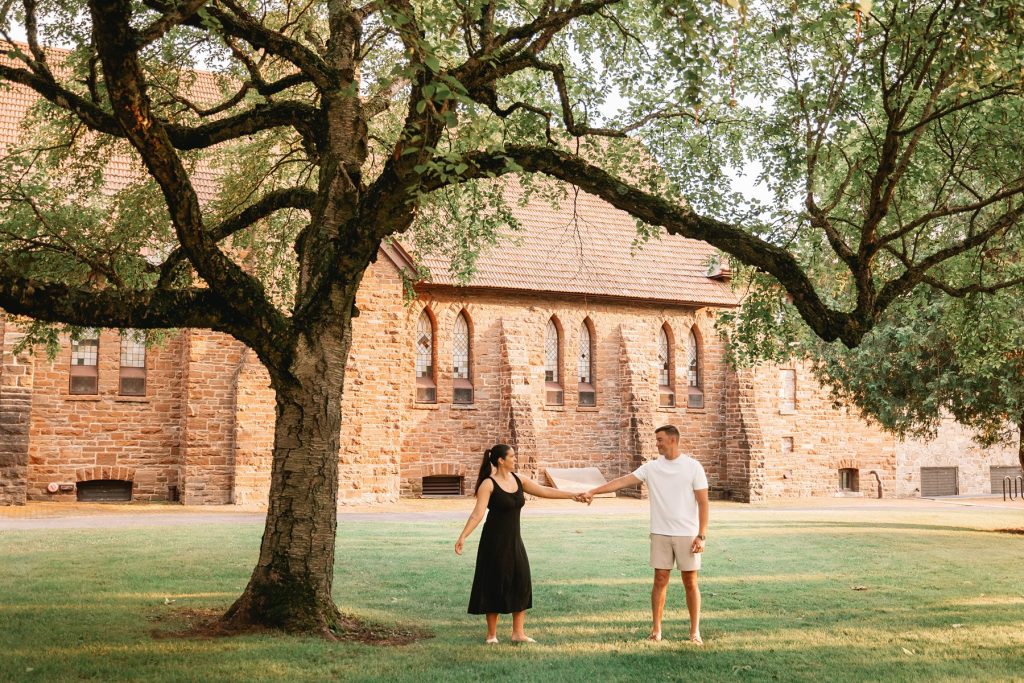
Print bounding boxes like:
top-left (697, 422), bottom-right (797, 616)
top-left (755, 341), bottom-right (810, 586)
top-left (455, 480), bottom-right (492, 555)
top-left (520, 476), bottom-right (579, 500)
top-left (580, 473), bottom-right (643, 503)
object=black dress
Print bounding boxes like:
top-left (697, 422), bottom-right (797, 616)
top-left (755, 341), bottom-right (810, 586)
top-left (467, 474), bottom-right (533, 614)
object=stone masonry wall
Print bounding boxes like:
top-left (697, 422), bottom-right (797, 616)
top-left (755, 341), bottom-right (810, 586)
top-left (400, 290), bottom-right (730, 497)
top-left (727, 362), bottom-right (898, 501)
top-left (180, 330), bottom-right (239, 504)
top-left (226, 253), bottom-right (407, 507)
top-left (895, 418), bottom-right (1021, 497)
top-left (0, 321), bottom-right (32, 505)
top-left (26, 329), bottom-right (185, 501)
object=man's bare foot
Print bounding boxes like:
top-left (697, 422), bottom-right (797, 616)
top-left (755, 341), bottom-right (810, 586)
top-left (689, 634), bottom-right (704, 646)
top-left (648, 631), bottom-right (663, 642)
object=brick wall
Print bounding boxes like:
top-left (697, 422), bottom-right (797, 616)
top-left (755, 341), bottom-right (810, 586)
top-left (26, 329), bottom-right (185, 501)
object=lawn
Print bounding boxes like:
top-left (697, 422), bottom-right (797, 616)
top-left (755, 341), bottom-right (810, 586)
top-left (2, 502), bottom-right (1024, 682)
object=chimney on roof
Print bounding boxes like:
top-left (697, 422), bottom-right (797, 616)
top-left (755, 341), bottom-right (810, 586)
top-left (706, 256), bottom-right (732, 281)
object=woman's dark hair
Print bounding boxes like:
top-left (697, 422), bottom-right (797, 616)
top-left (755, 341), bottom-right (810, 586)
top-left (474, 444), bottom-right (513, 493)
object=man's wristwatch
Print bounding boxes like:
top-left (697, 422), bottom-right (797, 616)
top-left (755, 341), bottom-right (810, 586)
top-left (697, 534), bottom-right (706, 541)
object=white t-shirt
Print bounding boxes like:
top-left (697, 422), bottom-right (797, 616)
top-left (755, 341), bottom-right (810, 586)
top-left (633, 455), bottom-right (709, 536)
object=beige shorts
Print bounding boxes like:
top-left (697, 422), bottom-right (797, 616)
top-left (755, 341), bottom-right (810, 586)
top-left (650, 534), bottom-right (702, 571)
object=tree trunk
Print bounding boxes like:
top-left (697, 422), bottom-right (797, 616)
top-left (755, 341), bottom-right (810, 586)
top-left (222, 302), bottom-right (354, 635)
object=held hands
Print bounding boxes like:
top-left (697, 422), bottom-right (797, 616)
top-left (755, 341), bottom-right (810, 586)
top-left (573, 491), bottom-right (595, 505)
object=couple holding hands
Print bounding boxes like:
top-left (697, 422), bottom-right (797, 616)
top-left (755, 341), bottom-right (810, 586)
top-left (455, 425), bottom-right (710, 645)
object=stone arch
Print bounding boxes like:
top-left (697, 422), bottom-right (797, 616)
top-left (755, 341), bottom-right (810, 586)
top-left (76, 466), bottom-right (136, 482)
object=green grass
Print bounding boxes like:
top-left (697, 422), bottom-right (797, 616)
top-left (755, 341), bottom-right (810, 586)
top-left (2, 505), bottom-right (1024, 682)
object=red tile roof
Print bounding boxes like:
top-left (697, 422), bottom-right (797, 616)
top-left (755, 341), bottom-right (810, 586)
top-left (0, 42), bottom-right (221, 202)
top-left (410, 183), bottom-right (737, 307)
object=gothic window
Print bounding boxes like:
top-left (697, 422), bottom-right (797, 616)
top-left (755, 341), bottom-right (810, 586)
top-left (658, 324), bottom-right (675, 407)
top-left (452, 311), bottom-right (473, 404)
top-left (578, 319), bottom-right (595, 406)
top-left (415, 310), bottom-right (436, 403)
top-left (687, 327), bottom-right (704, 409)
top-left (545, 317), bottom-right (563, 405)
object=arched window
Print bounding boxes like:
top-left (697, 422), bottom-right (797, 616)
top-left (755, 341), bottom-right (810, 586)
top-left (415, 309), bottom-right (436, 403)
top-left (687, 327), bottom-right (704, 409)
top-left (578, 319), bottom-right (596, 406)
top-left (545, 317), bottom-right (563, 405)
top-left (452, 311), bottom-right (473, 404)
top-left (658, 324), bottom-right (675, 407)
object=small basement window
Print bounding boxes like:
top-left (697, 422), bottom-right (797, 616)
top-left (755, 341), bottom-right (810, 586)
top-left (422, 475), bottom-right (463, 497)
top-left (839, 468), bottom-right (859, 493)
top-left (76, 479), bottom-right (132, 502)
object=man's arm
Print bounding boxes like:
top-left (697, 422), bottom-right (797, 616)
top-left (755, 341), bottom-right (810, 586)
top-left (579, 474), bottom-right (643, 504)
top-left (691, 488), bottom-right (710, 553)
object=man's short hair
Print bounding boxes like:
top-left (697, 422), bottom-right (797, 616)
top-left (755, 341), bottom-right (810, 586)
top-left (655, 425), bottom-right (680, 439)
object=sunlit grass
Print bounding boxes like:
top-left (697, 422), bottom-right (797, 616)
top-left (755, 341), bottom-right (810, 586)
top-left (1, 503), bottom-right (1024, 681)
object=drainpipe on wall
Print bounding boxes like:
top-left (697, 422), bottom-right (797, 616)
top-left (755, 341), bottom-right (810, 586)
top-left (868, 470), bottom-right (883, 499)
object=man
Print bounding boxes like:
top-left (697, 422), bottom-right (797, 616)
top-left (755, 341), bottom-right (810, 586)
top-left (581, 425), bottom-right (709, 643)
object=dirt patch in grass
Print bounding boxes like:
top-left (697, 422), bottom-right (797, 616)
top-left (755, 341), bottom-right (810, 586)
top-left (333, 612), bottom-right (432, 646)
top-left (993, 528), bottom-right (1024, 535)
top-left (150, 608), bottom-right (432, 646)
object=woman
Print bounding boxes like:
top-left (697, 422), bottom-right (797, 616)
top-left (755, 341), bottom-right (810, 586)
top-left (455, 444), bottom-right (583, 644)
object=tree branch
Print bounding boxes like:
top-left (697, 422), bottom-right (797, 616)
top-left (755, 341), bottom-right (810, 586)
top-left (136, 0), bottom-right (209, 48)
top-left (0, 263), bottom-right (228, 331)
top-left (87, 0), bottom-right (291, 369)
top-left (156, 187), bottom-right (316, 287)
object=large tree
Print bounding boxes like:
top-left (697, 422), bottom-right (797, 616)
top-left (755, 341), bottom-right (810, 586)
top-left (0, 1), bottom-right (1021, 634)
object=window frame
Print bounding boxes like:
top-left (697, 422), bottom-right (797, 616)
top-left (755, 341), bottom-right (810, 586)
top-left (119, 331), bottom-right (147, 397)
top-left (686, 327), bottom-right (704, 409)
top-left (69, 330), bottom-right (100, 395)
top-left (577, 318), bottom-right (596, 407)
top-left (545, 317), bottom-right (564, 405)
top-left (780, 368), bottom-right (797, 413)
top-left (452, 310), bottom-right (474, 404)
top-left (415, 309), bottom-right (437, 404)
top-left (657, 324), bottom-right (675, 407)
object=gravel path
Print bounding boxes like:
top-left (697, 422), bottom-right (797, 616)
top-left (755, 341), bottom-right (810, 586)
top-left (1, 495), bottom-right (1019, 531)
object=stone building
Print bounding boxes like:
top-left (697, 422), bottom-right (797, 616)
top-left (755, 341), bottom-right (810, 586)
top-left (2, 184), bottom-right (1019, 507)
top-left (0, 51), bottom-right (1019, 507)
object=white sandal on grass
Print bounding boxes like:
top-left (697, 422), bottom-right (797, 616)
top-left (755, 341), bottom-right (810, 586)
top-left (511, 636), bottom-right (537, 643)
top-left (485, 636), bottom-right (499, 644)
